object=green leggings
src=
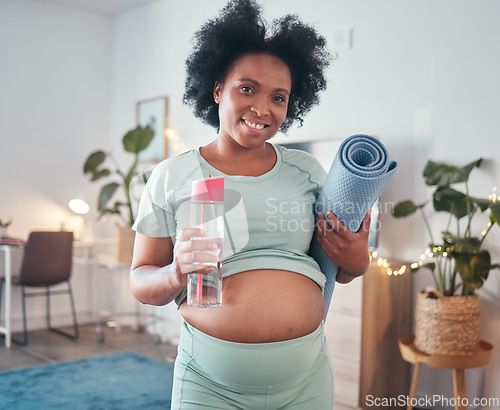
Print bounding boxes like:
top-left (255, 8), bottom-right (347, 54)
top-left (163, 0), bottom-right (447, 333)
top-left (171, 321), bottom-right (334, 409)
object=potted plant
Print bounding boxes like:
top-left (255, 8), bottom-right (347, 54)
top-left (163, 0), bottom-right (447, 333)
top-left (0, 218), bottom-right (12, 238)
top-left (392, 158), bottom-right (500, 355)
top-left (83, 125), bottom-right (154, 262)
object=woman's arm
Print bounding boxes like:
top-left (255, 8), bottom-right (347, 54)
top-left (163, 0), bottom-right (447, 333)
top-left (315, 210), bottom-right (371, 284)
top-left (130, 229), bottom-right (219, 306)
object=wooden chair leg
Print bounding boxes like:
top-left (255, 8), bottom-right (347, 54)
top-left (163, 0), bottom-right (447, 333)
top-left (407, 362), bottom-right (421, 410)
top-left (452, 368), bottom-right (467, 410)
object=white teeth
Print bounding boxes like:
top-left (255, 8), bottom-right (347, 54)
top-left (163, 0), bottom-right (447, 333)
top-left (244, 120), bottom-right (265, 130)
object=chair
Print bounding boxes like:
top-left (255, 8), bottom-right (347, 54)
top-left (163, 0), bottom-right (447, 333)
top-left (0, 231), bottom-right (79, 345)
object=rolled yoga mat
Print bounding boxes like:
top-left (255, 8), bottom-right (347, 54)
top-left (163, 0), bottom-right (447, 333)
top-left (309, 134), bottom-right (398, 321)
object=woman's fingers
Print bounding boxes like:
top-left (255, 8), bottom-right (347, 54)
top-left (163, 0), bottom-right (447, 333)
top-left (324, 211), bottom-right (344, 233)
top-left (315, 212), bottom-right (337, 243)
top-left (174, 230), bottom-right (221, 275)
top-left (315, 210), bottom-right (371, 275)
top-left (177, 227), bottom-right (206, 241)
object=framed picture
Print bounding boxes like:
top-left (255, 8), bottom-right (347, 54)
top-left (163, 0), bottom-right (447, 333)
top-left (136, 96), bottom-right (169, 161)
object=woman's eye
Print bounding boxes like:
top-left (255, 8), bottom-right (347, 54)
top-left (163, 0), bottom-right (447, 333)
top-left (274, 96), bottom-right (286, 103)
top-left (241, 86), bottom-right (253, 93)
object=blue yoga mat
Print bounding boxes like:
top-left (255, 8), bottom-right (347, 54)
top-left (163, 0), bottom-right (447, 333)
top-left (309, 134), bottom-right (398, 321)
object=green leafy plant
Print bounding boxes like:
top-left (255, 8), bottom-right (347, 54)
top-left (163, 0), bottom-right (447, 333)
top-left (392, 158), bottom-right (500, 296)
top-left (0, 218), bottom-right (12, 228)
top-left (83, 125), bottom-right (154, 226)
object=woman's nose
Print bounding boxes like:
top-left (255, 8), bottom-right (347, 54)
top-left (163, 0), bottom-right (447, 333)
top-left (249, 98), bottom-right (270, 117)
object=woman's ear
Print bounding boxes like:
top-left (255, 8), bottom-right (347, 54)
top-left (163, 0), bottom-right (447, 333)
top-left (213, 82), bottom-right (222, 104)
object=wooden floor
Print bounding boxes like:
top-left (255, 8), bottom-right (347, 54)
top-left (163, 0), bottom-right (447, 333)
top-left (0, 323), bottom-right (178, 373)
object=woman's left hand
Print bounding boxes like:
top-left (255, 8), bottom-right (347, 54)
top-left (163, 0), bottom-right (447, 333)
top-left (315, 210), bottom-right (371, 279)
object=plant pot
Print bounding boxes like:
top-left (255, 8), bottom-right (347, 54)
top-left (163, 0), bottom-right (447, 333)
top-left (115, 225), bottom-right (136, 264)
top-left (414, 287), bottom-right (481, 355)
top-left (0, 227), bottom-right (7, 238)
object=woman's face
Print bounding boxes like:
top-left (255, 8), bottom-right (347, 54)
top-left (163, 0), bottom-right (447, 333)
top-left (214, 53), bottom-right (292, 149)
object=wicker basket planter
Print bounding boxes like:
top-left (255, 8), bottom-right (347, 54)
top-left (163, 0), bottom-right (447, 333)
top-left (414, 288), bottom-right (481, 356)
top-left (115, 225), bottom-right (135, 264)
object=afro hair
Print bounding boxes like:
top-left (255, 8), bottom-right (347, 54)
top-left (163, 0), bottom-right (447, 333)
top-left (183, 0), bottom-right (331, 133)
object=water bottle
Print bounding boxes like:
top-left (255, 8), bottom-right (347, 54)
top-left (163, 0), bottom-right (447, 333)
top-left (187, 176), bottom-right (224, 307)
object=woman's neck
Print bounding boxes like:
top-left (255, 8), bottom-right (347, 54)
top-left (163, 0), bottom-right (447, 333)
top-left (200, 139), bottom-right (276, 177)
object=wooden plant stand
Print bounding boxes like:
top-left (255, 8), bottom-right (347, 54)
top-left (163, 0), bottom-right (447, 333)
top-left (398, 335), bottom-right (493, 410)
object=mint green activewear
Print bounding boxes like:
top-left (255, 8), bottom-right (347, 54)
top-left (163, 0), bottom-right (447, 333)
top-left (172, 321), bottom-right (334, 409)
top-left (133, 143), bottom-right (327, 305)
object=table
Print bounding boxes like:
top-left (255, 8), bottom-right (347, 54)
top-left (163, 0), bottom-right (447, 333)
top-left (73, 237), bottom-right (117, 322)
top-left (74, 240), bottom-right (160, 343)
top-left (93, 257), bottom-right (146, 342)
top-left (0, 241), bottom-right (24, 348)
top-left (398, 335), bottom-right (493, 410)
top-left (0, 244), bottom-right (14, 348)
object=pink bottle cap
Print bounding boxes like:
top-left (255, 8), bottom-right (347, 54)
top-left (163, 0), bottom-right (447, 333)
top-left (191, 176), bottom-right (224, 202)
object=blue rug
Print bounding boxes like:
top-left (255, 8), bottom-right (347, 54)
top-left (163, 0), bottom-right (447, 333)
top-left (0, 351), bottom-right (173, 409)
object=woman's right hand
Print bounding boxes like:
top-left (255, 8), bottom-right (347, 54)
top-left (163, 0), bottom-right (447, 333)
top-left (130, 229), bottom-right (221, 306)
top-left (172, 227), bottom-right (220, 287)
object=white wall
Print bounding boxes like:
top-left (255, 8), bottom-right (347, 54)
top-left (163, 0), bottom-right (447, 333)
top-left (1, 0), bottom-right (499, 408)
top-left (0, 0), bottom-right (111, 237)
top-left (0, 0), bottom-right (112, 329)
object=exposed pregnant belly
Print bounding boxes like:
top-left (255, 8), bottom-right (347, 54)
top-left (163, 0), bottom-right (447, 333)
top-left (179, 269), bottom-right (325, 343)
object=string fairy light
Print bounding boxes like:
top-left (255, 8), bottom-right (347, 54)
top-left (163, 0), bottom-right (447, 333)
top-left (375, 186), bottom-right (498, 277)
top-left (482, 186), bottom-right (498, 237)
top-left (488, 186), bottom-right (497, 203)
top-left (368, 250), bottom-right (408, 276)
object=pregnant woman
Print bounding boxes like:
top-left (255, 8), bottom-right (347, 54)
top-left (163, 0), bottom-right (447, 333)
top-left (130, 1), bottom-right (371, 408)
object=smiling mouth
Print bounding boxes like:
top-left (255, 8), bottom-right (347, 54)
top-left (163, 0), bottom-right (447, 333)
top-left (243, 119), bottom-right (267, 130)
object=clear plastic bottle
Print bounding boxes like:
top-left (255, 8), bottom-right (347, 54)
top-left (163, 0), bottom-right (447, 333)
top-left (187, 176), bottom-right (224, 307)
